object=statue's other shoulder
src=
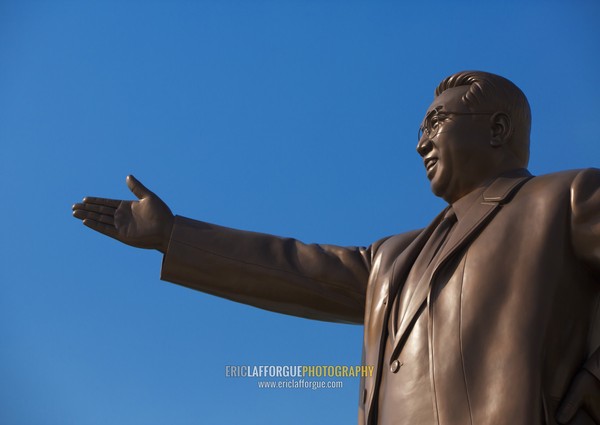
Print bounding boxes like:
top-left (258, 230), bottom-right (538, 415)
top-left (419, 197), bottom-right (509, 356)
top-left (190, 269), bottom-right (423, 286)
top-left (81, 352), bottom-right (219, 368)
top-left (530, 167), bottom-right (600, 185)
top-left (519, 168), bottom-right (600, 202)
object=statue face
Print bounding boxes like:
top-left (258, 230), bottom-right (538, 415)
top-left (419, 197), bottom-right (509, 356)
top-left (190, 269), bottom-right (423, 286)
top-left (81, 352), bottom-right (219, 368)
top-left (417, 86), bottom-right (499, 203)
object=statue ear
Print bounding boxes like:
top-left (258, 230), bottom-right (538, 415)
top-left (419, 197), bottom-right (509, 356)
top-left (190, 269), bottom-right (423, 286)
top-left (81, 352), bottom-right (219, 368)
top-left (490, 112), bottom-right (512, 147)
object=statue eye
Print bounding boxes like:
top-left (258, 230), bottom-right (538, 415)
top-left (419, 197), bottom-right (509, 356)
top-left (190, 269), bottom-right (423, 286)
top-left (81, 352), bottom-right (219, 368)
top-left (429, 114), bottom-right (441, 130)
top-left (429, 112), bottom-right (450, 132)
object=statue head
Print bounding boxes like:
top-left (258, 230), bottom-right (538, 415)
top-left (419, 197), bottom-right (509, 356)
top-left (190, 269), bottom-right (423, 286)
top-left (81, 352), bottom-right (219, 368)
top-left (417, 71), bottom-right (532, 203)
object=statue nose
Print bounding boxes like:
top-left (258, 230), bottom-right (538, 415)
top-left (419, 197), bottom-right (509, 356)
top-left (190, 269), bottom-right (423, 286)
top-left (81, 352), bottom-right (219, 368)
top-left (416, 137), bottom-right (433, 157)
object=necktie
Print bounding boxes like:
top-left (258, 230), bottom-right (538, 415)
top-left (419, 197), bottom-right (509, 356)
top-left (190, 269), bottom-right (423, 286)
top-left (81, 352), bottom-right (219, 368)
top-left (414, 208), bottom-right (457, 275)
top-left (392, 207), bottom-right (457, 336)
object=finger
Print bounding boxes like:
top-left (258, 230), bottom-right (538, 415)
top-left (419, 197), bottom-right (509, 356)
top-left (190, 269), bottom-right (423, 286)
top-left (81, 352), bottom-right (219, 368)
top-left (556, 381), bottom-right (583, 424)
top-left (73, 210), bottom-right (115, 225)
top-left (83, 211), bottom-right (115, 225)
top-left (126, 175), bottom-right (154, 199)
top-left (82, 218), bottom-right (119, 238)
top-left (72, 209), bottom-right (84, 221)
top-left (82, 197), bottom-right (122, 208)
top-left (72, 209), bottom-right (88, 221)
top-left (72, 202), bottom-right (117, 216)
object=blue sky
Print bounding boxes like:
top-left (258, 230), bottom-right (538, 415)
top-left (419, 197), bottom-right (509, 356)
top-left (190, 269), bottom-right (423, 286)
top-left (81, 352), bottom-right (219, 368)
top-left (1, 1), bottom-right (599, 424)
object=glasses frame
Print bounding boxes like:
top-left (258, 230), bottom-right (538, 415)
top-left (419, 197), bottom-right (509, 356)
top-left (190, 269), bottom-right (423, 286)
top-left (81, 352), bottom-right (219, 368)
top-left (418, 108), bottom-right (497, 142)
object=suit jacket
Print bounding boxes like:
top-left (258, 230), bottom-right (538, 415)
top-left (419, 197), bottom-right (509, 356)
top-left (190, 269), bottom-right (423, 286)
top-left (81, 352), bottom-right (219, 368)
top-left (161, 168), bottom-right (600, 425)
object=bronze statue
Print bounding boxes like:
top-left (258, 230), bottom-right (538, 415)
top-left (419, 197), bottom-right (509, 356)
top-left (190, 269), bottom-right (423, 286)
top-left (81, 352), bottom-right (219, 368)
top-left (72, 71), bottom-right (600, 424)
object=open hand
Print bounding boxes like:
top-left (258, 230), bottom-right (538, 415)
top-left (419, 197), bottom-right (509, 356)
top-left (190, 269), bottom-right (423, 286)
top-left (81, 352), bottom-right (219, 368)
top-left (72, 175), bottom-right (174, 253)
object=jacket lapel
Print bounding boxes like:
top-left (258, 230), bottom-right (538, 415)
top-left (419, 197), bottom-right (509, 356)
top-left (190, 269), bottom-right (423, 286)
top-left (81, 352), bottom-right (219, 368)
top-left (390, 171), bottom-right (533, 357)
top-left (385, 208), bottom-right (450, 303)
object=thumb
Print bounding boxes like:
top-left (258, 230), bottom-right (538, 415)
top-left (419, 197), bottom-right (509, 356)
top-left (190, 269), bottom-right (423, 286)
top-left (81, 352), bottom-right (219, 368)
top-left (556, 380), bottom-right (583, 424)
top-left (126, 175), bottom-right (153, 199)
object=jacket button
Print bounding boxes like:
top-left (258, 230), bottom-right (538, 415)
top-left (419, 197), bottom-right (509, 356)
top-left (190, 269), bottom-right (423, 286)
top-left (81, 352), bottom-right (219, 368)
top-left (390, 360), bottom-right (402, 373)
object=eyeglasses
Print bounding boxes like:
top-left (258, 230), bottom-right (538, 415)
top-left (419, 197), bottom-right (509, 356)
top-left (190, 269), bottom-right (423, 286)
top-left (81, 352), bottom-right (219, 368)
top-left (418, 108), bottom-right (496, 141)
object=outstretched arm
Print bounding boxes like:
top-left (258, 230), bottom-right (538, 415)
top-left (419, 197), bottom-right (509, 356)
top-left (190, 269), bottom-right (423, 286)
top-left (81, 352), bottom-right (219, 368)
top-left (160, 216), bottom-right (376, 323)
top-left (73, 175), bottom-right (379, 323)
top-left (72, 175), bottom-right (174, 253)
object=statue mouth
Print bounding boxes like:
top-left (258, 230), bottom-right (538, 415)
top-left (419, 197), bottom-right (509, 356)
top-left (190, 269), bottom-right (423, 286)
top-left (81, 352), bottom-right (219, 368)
top-left (424, 156), bottom-right (438, 177)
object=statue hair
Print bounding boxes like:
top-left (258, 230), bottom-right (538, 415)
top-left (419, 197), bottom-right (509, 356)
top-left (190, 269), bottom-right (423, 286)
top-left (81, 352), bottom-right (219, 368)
top-left (436, 71), bottom-right (531, 167)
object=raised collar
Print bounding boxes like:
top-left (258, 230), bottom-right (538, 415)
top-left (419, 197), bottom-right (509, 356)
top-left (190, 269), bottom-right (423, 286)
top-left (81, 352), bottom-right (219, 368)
top-left (451, 168), bottom-right (533, 222)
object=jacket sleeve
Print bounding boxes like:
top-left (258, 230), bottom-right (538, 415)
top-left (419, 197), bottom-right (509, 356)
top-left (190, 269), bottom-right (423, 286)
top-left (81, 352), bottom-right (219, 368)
top-left (160, 216), bottom-right (386, 324)
top-left (571, 168), bottom-right (600, 380)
